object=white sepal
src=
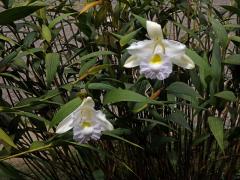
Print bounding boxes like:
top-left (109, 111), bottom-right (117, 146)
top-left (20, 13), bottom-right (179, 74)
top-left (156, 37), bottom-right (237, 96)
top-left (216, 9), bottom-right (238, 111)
top-left (163, 40), bottom-right (186, 56)
top-left (56, 113), bottom-right (75, 134)
top-left (96, 111), bottom-right (114, 131)
top-left (127, 40), bottom-right (154, 56)
top-left (124, 55), bottom-right (141, 68)
top-left (170, 54), bottom-right (195, 69)
top-left (146, 20), bottom-right (163, 40)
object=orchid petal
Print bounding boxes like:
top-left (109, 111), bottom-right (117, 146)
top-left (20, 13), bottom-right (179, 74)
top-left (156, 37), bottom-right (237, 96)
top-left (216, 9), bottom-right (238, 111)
top-left (163, 39), bottom-right (186, 56)
top-left (146, 20), bottom-right (163, 40)
top-left (170, 54), bottom-right (195, 69)
top-left (81, 96), bottom-right (95, 108)
top-left (127, 40), bottom-right (154, 56)
top-left (124, 55), bottom-right (141, 68)
top-left (96, 111), bottom-right (113, 131)
top-left (56, 113), bottom-right (75, 134)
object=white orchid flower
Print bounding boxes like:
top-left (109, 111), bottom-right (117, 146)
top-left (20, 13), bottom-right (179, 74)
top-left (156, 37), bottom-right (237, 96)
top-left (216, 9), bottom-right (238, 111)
top-left (124, 20), bottom-right (195, 80)
top-left (56, 97), bottom-right (113, 143)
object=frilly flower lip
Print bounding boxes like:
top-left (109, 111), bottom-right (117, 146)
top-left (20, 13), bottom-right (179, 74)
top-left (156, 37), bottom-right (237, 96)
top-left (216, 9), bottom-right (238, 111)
top-left (56, 97), bottom-right (113, 143)
top-left (124, 20), bottom-right (195, 80)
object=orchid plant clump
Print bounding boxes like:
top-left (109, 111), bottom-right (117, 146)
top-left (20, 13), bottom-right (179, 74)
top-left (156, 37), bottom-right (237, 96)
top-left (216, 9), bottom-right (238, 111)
top-left (56, 97), bottom-right (113, 143)
top-left (124, 20), bottom-right (195, 80)
top-left (55, 21), bottom-right (195, 143)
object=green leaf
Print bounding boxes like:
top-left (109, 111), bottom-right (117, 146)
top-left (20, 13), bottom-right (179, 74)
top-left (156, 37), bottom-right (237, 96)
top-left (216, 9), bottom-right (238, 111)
top-left (132, 14), bottom-right (146, 28)
top-left (132, 102), bottom-right (148, 113)
top-left (168, 111), bottom-right (191, 131)
top-left (210, 17), bottom-right (228, 49)
top-left (166, 82), bottom-right (201, 99)
top-left (48, 13), bottom-right (74, 29)
top-left (108, 128), bottom-right (131, 136)
top-left (185, 49), bottom-right (210, 88)
top-left (229, 35), bottom-right (240, 43)
top-left (0, 143), bottom-right (53, 161)
top-left (50, 97), bottom-right (82, 127)
top-left (0, 128), bottom-right (17, 148)
top-left (29, 141), bottom-right (46, 150)
top-left (110, 32), bottom-right (122, 39)
top-left (192, 134), bottom-right (210, 146)
top-left (103, 89), bottom-right (149, 105)
top-left (0, 34), bottom-right (16, 45)
top-left (23, 31), bottom-right (37, 48)
top-left (185, 49), bottom-right (210, 70)
top-left (120, 28), bottom-right (141, 46)
top-left (214, 91), bottom-right (237, 102)
top-left (14, 111), bottom-right (49, 122)
top-left (223, 54), bottom-right (240, 65)
top-left (0, 49), bottom-right (20, 67)
top-left (208, 117), bottom-right (225, 153)
top-left (80, 64), bottom-right (111, 80)
top-left (42, 24), bottom-right (52, 42)
top-left (70, 51), bottom-right (115, 65)
top-left (87, 83), bottom-right (115, 90)
top-left (45, 53), bottom-right (60, 86)
top-left (222, 5), bottom-right (240, 16)
top-left (0, 73), bottom-right (21, 81)
top-left (224, 24), bottom-right (240, 30)
top-left (79, 59), bottom-right (96, 76)
top-left (0, 6), bottom-right (44, 25)
top-left (95, 6), bottom-right (107, 27)
top-left (16, 48), bottom-right (44, 58)
top-left (210, 41), bottom-right (222, 96)
top-left (0, 83), bottom-right (28, 93)
top-left (211, 41), bottom-right (222, 78)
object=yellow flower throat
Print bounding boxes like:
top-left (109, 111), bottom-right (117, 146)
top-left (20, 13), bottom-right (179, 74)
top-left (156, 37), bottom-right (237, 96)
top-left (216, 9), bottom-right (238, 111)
top-left (150, 54), bottom-right (162, 64)
top-left (81, 121), bottom-right (92, 128)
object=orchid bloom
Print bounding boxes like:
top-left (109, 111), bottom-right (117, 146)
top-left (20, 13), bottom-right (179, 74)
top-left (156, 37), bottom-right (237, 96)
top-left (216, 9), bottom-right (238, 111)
top-left (56, 97), bottom-right (113, 143)
top-left (124, 20), bottom-right (195, 80)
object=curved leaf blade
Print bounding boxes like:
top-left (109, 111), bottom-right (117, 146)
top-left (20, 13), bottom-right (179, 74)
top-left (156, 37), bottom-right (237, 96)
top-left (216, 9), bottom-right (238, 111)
top-left (208, 117), bottom-right (224, 153)
top-left (0, 128), bottom-right (17, 149)
top-left (223, 54), bottom-right (240, 65)
top-left (166, 82), bottom-right (201, 99)
top-left (0, 6), bottom-right (44, 25)
top-left (45, 53), bottom-right (60, 86)
top-left (214, 91), bottom-right (237, 102)
top-left (103, 89), bottom-right (149, 105)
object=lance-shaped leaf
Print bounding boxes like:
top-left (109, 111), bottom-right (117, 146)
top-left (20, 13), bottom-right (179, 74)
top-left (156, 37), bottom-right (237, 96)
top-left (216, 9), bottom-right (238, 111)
top-left (208, 117), bottom-right (225, 153)
top-left (0, 5), bottom-right (44, 25)
top-left (45, 53), bottom-right (60, 86)
top-left (103, 89), bottom-right (150, 105)
top-left (0, 128), bottom-right (17, 149)
top-left (223, 54), bottom-right (240, 65)
top-left (214, 91), bottom-right (237, 102)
